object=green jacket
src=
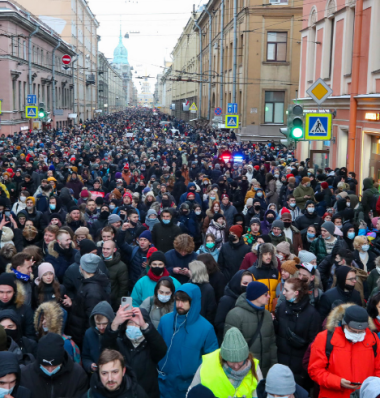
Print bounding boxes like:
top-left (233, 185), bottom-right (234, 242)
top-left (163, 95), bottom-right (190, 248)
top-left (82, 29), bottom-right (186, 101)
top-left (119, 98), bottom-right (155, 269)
top-left (293, 184), bottom-right (315, 210)
top-left (103, 252), bottom-right (129, 310)
top-left (310, 236), bottom-right (347, 264)
top-left (224, 293), bottom-right (277, 376)
top-left (362, 178), bottom-right (378, 214)
top-left (368, 268), bottom-right (380, 296)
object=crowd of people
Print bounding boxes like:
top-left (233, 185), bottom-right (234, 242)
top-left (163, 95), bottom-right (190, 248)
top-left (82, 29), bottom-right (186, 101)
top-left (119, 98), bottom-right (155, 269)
top-left (0, 107), bottom-right (380, 398)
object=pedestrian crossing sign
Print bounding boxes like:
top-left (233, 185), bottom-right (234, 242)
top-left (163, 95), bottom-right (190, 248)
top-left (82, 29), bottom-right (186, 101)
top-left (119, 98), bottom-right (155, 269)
top-left (225, 114), bottom-right (239, 129)
top-left (25, 106), bottom-right (38, 118)
top-left (305, 113), bottom-right (332, 140)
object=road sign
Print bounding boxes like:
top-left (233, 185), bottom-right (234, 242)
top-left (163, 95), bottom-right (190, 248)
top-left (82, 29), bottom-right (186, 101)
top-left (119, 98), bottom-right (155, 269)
top-left (25, 106), bottom-right (38, 119)
top-left (228, 103), bottom-right (238, 114)
top-left (306, 78), bottom-right (333, 105)
top-left (214, 107), bottom-right (222, 116)
top-left (62, 54), bottom-right (72, 65)
top-left (225, 114), bottom-right (239, 129)
top-left (27, 95), bottom-right (36, 105)
top-left (189, 102), bottom-right (198, 111)
top-left (305, 113), bottom-right (332, 140)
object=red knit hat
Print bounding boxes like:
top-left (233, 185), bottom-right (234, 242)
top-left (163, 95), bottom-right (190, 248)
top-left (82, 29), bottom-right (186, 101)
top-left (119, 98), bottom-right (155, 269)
top-left (221, 194), bottom-right (229, 200)
top-left (286, 173), bottom-right (294, 180)
top-left (6, 168), bottom-right (14, 178)
top-left (146, 247), bottom-right (158, 260)
top-left (124, 163), bottom-right (129, 170)
top-left (123, 192), bottom-right (132, 200)
top-left (187, 192), bottom-right (195, 198)
top-left (229, 225), bottom-right (243, 238)
top-left (321, 181), bottom-right (329, 189)
top-left (253, 165), bottom-right (260, 170)
top-left (80, 190), bottom-right (89, 198)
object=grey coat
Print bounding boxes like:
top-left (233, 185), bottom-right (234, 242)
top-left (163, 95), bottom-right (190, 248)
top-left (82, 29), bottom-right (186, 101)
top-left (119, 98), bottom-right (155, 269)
top-left (224, 293), bottom-right (277, 376)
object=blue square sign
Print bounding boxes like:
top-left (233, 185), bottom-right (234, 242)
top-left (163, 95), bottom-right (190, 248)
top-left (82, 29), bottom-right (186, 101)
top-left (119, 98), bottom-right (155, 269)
top-left (227, 103), bottom-right (238, 114)
top-left (27, 95), bottom-right (36, 104)
top-left (305, 113), bottom-right (332, 140)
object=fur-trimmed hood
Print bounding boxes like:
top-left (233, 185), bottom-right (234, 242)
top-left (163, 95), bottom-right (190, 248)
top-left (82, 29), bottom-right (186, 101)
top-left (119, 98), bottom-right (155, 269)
top-left (2, 265), bottom-right (26, 309)
top-left (66, 212), bottom-right (87, 226)
top-left (47, 240), bottom-right (76, 258)
top-left (34, 301), bottom-right (63, 334)
top-left (325, 303), bottom-right (376, 332)
top-left (256, 242), bottom-right (277, 269)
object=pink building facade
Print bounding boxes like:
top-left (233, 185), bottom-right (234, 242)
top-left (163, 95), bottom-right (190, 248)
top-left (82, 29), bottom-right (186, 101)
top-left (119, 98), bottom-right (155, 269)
top-left (297, 0), bottom-right (380, 193)
top-left (0, 1), bottom-right (76, 135)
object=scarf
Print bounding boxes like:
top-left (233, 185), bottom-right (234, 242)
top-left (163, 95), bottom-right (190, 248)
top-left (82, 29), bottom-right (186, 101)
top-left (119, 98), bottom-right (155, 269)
top-left (147, 267), bottom-right (170, 282)
top-left (222, 360), bottom-right (251, 389)
top-left (13, 269), bottom-right (30, 282)
top-left (145, 217), bottom-right (160, 231)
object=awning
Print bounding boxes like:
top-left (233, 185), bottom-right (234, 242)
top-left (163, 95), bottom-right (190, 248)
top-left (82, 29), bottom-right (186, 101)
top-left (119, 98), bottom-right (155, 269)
top-left (68, 113), bottom-right (78, 119)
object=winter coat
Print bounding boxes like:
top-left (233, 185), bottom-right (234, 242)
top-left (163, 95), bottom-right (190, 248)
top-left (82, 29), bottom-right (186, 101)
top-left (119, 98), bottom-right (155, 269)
top-left (196, 244), bottom-right (220, 262)
top-left (218, 238), bottom-right (251, 282)
top-left (294, 211), bottom-right (323, 233)
top-left (19, 208), bottom-right (43, 229)
top-left (44, 241), bottom-right (78, 283)
top-left (20, 351), bottom-right (88, 398)
top-left (308, 303), bottom-right (380, 398)
top-left (274, 296), bottom-right (321, 385)
top-left (31, 278), bottom-right (66, 310)
top-left (140, 296), bottom-right (174, 329)
top-left (266, 179), bottom-right (279, 207)
top-left (179, 183), bottom-right (202, 205)
top-left (65, 178), bottom-right (83, 199)
top-left (269, 233), bottom-right (294, 252)
top-left (101, 312), bottom-right (167, 398)
top-left (220, 203), bottom-right (238, 228)
top-left (103, 252), bottom-right (128, 310)
top-left (353, 249), bottom-right (377, 273)
top-left (368, 268), bottom-right (380, 296)
top-left (152, 220), bottom-right (182, 253)
top-left (82, 301), bottom-right (115, 374)
top-left (192, 282), bottom-right (217, 325)
top-left (312, 235), bottom-right (348, 264)
top-left (131, 273), bottom-right (181, 307)
top-left (362, 178), bottom-right (379, 214)
top-left (293, 184), bottom-right (315, 210)
top-left (224, 293), bottom-right (277, 376)
top-left (166, 249), bottom-right (198, 284)
top-left (66, 273), bottom-right (111, 347)
top-left (40, 207), bottom-right (67, 230)
top-left (214, 270), bottom-right (246, 343)
top-left (256, 379), bottom-right (308, 398)
top-left (157, 284), bottom-right (218, 398)
top-left (208, 270), bottom-right (226, 303)
top-left (206, 219), bottom-right (227, 249)
top-left (179, 212), bottom-right (198, 237)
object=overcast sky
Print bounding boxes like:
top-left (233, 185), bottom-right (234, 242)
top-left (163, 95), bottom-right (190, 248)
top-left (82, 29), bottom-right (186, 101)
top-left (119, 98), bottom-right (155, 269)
top-left (87, 0), bottom-right (201, 93)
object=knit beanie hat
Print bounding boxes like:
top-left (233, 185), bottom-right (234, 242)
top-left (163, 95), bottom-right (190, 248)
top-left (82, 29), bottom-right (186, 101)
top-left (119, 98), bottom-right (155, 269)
top-left (0, 325), bottom-right (7, 351)
top-left (321, 181), bottom-right (329, 189)
top-left (139, 229), bottom-right (152, 243)
top-left (281, 257), bottom-right (300, 275)
top-left (301, 177), bottom-right (311, 184)
top-left (249, 217), bottom-right (261, 227)
top-left (38, 262), bottom-right (55, 279)
top-left (149, 251), bottom-right (166, 265)
top-left (246, 198), bottom-right (253, 207)
top-left (188, 385), bottom-right (216, 398)
top-left (322, 221), bottom-right (335, 236)
top-left (80, 253), bottom-right (100, 273)
top-left (80, 190), bottom-right (89, 198)
top-left (265, 364), bottom-right (296, 395)
top-left (37, 333), bottom-right (64, 366)
top-left (246, 281), bottom-right (269, 301)
top-left (276, 241), bottom-right (291, 255)
top-left (79, 239), bottom-right (97, 256)
top-left (229, 225), bottom-right (243, 238)
top-left (272, 220), bottom-right (284, 232)
top-left (108, 214), bottom-right (121, 224)
top-left (221, 327), bottom-right (249, 363)
top-left (298, 250), bottom-right (316, 264)
top-left (26, 196), bottom-right (35, 206)
top-left (0, 273), bottom-right (17, 292)
top-left (75, 227), bottom-right (89, 236)
top-left (213, 213), bottom-right (224, 222)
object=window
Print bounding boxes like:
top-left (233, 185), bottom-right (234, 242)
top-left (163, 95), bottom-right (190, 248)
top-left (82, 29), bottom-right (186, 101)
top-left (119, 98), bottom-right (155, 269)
top-left (13, 81), bottom-right (17, 110)
top-left (269, 0), bottom-right (288, 4)
top-left (267, 32), bottom-right (287, 62)
top-left (264, 91), bottom-right (285, 123)
top-left (18, 81), bottom-right (21, 110)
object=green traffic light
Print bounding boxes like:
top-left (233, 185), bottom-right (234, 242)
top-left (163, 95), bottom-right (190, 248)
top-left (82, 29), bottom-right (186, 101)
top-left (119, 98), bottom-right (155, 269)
top-left (38, 112), bottom-right (45, 118)
top-left (292, 127), bottom-right (303, 139)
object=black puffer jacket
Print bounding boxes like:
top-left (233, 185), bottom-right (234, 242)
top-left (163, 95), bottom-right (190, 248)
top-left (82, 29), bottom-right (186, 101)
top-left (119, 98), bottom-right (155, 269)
top-left (218, 238), bottom-right (251, 281)
top-left (20, 351), bottom-right (88, 398)
top-left (0, 352), bottom-right (31, 398)
top-left (214, 270), bottom-right (245, 343)
top-left (101, 313), bottom-right (166, 398)
top-left (193, 282), bottom-right (217, 325)
top-left (66, 273), bottom-right (111, 347)
top-left (274, 296), bottom-right (321, 386)
top-left (151, 220), bottom-right (182, 253)
top-left (294, 211), bottom-right (323, 233)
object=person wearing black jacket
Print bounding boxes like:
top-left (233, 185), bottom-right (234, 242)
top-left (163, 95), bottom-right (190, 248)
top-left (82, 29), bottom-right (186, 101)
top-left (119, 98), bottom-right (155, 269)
top-left (0, 351), bottom-right (31, 398)
top-left (230, 181), bottom-right (244, 212)
top-left (274, 278), bottom-right (321, 388)
top-left (64, 253), bottom-right (110, 348)
top-left (20, 333), bottom-right (88, 398)
top-left (294, 201), bottom-right (323, 233)
top-left (341, 222), bottom-right (355, 251)
top-left (318, 265), bottom-right (362, 321)
top-left (151, 209), bottom-right (182, 253)
top-left (102, 305), bottom-right (167, 398)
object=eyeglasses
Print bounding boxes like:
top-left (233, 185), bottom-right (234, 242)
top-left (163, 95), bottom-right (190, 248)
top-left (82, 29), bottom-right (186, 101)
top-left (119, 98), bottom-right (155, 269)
top-left (346, 277), bottom-right (357, 282)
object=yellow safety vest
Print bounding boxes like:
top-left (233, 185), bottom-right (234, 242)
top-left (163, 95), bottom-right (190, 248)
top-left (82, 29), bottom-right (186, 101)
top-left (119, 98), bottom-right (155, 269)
top-left (200, 349), bottom-right (259, 398)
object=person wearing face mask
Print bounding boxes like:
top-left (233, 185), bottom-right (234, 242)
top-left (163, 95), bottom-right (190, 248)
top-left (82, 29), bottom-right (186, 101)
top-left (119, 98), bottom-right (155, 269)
top-left (353, 236), bottom-right (377, 273)
top-left (20, 333), bottom-right (88, 398)
top-left (293, 177), bottom-right (315, 210)
top-left (260, 210), bottom-right (277, 235)
top-left (294, 200), bottom-right (323, 234)
top-left (143, 208), bottom-right (160, 231)
top-left (11, 192), bottom-right (29, 216)
top-left (178, 202), bottom-right (198, 238)
top-left (197, 233), bottom-right (221, 261)
top-left (140, 277), bottom-right (176, 329)
top-left (269, 221), bottom-right (294, 253)
top-left (40, 196), bottom-right (67, 230)
top-left (341, 222), bottom-right (356, 251)
top-left (218, 225), bottom-right (250, 282)
top-left (214, 270), bottom-right (253, 343)
top-left (318, 266), bottom-right (362, 322)
top-left (281, 211), bottom-right (303, 255)
top-left (282, 195), bottom-right (302, 221)
top-left (206, 213), bottom-right (227, 249)
top-left (274, 278), bottom-right (321, 387)
top-left (65, 172), bottom-right (83, 200)
top-left (309, 304), bottom-right (380, 398)
top-left (151, 209), bottom-right (182, 253)
top-left (179, 182), bottom-right (202, 206)
top-left (274, 258), bottom-right (299, 308)
top-left (0, 351), bottom-right (32, 398)
top-left (131, 251), bottom-right (180, 307)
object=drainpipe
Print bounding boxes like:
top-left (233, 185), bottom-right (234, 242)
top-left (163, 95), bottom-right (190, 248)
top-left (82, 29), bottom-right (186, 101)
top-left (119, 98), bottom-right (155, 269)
top-left (232, 0), bottom-right (237, 103)
top-left (70, 55), bottom-right (78, 124)
top-left (28, 23), bottom-right (39, 130)
top-left (205, 8), bottom-right (212, 121)
top-left (52, 39), bottom-right (61, 128)
top-left (220, 0), bottom-right (224, 110)
top-left (193, 17), bottom-right (203, 120)
top-left (347, 0), bottom-right (363, 176)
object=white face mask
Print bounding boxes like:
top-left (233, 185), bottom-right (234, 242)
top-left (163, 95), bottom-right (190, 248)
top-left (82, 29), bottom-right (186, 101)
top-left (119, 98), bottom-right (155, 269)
top-left (344, 328), bottom-right (365, 343)
top-left (361, 244), bottom-right (370, 252)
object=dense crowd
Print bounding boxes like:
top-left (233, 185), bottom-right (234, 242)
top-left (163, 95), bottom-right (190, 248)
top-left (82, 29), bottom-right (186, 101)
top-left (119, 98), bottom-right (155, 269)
top-left (0, 108), bottom-right (379, 398)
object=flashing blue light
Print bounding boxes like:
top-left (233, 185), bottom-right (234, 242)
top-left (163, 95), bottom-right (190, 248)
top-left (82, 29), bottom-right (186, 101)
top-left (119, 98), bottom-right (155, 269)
top-left (234, 155), bottom-right (243, 162)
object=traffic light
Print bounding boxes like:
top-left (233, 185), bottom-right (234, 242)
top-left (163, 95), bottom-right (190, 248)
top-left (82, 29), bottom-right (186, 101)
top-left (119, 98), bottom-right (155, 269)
top-left (38, 103), bottom-right (47, 119)
top-left (279, 127), bottom-right (292, 147)
top-left (287, 104), bottom-right (304, 141)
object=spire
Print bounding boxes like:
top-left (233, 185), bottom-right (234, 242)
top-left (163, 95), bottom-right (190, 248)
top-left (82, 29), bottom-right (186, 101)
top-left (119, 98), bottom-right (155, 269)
top-left (119, 23), bottom-right (122, 43)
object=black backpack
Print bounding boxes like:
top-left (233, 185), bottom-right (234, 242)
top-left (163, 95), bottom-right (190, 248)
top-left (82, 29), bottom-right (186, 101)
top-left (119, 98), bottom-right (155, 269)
top-left (325, 329), bottom-right (377, 367)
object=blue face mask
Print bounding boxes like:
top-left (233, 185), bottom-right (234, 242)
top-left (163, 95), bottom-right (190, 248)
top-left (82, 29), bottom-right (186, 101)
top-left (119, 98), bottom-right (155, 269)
top-left (289, 202), bottom-right (296, 207)
top-left (126, 326), bottom-right (143, 340)
top-left (40, 365), bottom-right (61, 376)
top-left (307, 232), bottom-right (315, 239)
top-left (287, 296), bottom-right (296, 303)
top-left (49, 204), bottom-right (56, 210)
top-left (103, 255), bottom-right (113, 260)
top-left (347, 232), bottom-right (355, 240)
top-left (0, 387), bottom-right (14, 398)
top-left (162, 219), bottom-right (170, 224)
top-left (307, 207), bottom-right (315, 213)
top-left (257, 192), bottom-right (263, 197)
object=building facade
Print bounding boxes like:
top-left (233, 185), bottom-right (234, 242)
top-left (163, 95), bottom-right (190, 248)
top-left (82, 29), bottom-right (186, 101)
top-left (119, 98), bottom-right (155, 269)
top-left (0, 1), bottom-right (75, 134)
top-left (16, 0), bottom-right (99, 123)
top-left (296, 0), bottom-right (380, 193)
top-left (194, 0), bottom-right (302, 140)
top-left (161, 65), bottom-right (173, 115)
top-left (138, 79), bottom-right (153, 107)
